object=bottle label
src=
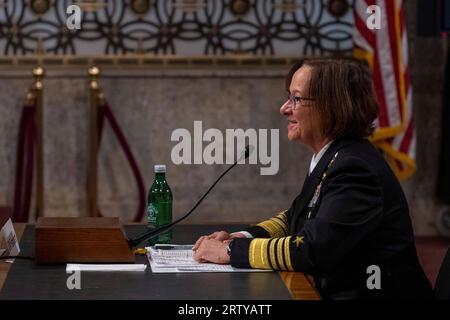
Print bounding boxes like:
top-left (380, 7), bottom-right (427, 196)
top-left (147, 203), bottom-right (158, 225)
top-left (147, 201), bottom-right (172, 245)
top-left (147, 201), bottom-right (172, 226)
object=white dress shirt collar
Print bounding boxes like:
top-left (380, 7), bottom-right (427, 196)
top-left (309, 140), bottom-right (334, 175)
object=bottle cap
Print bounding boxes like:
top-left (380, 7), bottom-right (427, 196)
top-left (154, 165), bottom-right (166, 173)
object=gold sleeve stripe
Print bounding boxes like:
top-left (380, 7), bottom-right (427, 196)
top-left (249, 239), bottom-right (271, 269)
top-left (284, 236), bottom-right (294, 271)
top-left (256, 220), bottom-right (270, 233)
top-left (256, 220), bottom-right (275, 236)
top-left (256, 210), bottom-right (289, 238)
top-left (262, 239), bottom-right (271, 269)
top-left (272, 238), bottom-right (282, 270)
top-left (257, 220), bottom-right (284, 238)
top-left (271, 217), bottom-right (289, 235)
top-left (265, 220), bottom-right (280, 234)
top-left (269, 238), bottom-right (278, 269)
top-left (275, 211), bottom-right (289, 232)
top-left (274, 214), bottom-right (288, 227)
top-left (277, 211), bottom-right (288, 223)
top-left (268, 220), bottom-right (286, 238)
top-left (277, 238), bottom-right (287, 271)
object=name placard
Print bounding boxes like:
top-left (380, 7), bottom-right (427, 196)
top-left (0, 218), bottom-right (20, 257)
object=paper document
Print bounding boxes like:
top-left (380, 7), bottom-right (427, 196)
top-left (147, 244), bottom-right (272, 273)
top-left (66, 264), bottom-right (147, 272)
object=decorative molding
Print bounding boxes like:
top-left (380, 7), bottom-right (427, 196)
top-left (229, 0), bottom-right (250, 16)
top-left (30, 0), bottom-right (51, 15)
top-left (0, 0), bottom-right (355, 57)
top-left (327, 0), bottom-right (351, 18)
top-left (130, 0), bottom-right (152, 15)
top-left (0, 54), bottom-right (302, 68)
top-left (0, 55), bottom-right (309, 77)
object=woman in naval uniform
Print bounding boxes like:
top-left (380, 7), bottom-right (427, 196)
top-left (193, 58), bottom-right (433, 300)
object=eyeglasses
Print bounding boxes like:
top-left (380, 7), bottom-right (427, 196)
top-left (285, 94), bottom-right (315, 110)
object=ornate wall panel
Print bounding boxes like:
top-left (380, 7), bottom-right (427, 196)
top-left (0, 0), bottom-right (355, 57)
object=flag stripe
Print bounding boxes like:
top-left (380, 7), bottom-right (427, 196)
top-left (353, 0), bottom-right (416, 180)
top-left (385, 0), bottom-right (404, 122)
top-left (354, 14), bottom-right (376, 48)
top-left (372, 49), bottom-right (391, 127)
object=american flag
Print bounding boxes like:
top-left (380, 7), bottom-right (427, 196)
top-left (353, 0), bottom-right (415, 180)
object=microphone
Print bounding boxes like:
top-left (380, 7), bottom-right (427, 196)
top-left (127, 145), bottom-right (254, 248)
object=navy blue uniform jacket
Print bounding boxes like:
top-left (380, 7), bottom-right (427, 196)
top-left (230, 137), bottom-right (433, 299)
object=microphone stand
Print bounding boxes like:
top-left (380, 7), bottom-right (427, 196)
top-left (127, 146), bottom-right (250, 248)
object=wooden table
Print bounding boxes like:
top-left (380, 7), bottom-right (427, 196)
top-left (0, 223), bottom-right (320, 300)
top-left (279, 271), bottom-right (320, 300)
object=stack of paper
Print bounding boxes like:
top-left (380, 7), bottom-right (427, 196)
top-left (147, 244), bottom-right (271, 273)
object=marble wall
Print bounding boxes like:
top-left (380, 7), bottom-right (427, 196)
top-left (401, 0), bottom-right (448, 235)
top-left (0, 70), bottom-right (314, 226)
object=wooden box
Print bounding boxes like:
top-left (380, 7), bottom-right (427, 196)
top-left (35, 217), bottom-right (135, 264)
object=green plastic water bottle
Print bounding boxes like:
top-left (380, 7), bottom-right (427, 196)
top-left (147, 165), bottom-right (173, 245)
